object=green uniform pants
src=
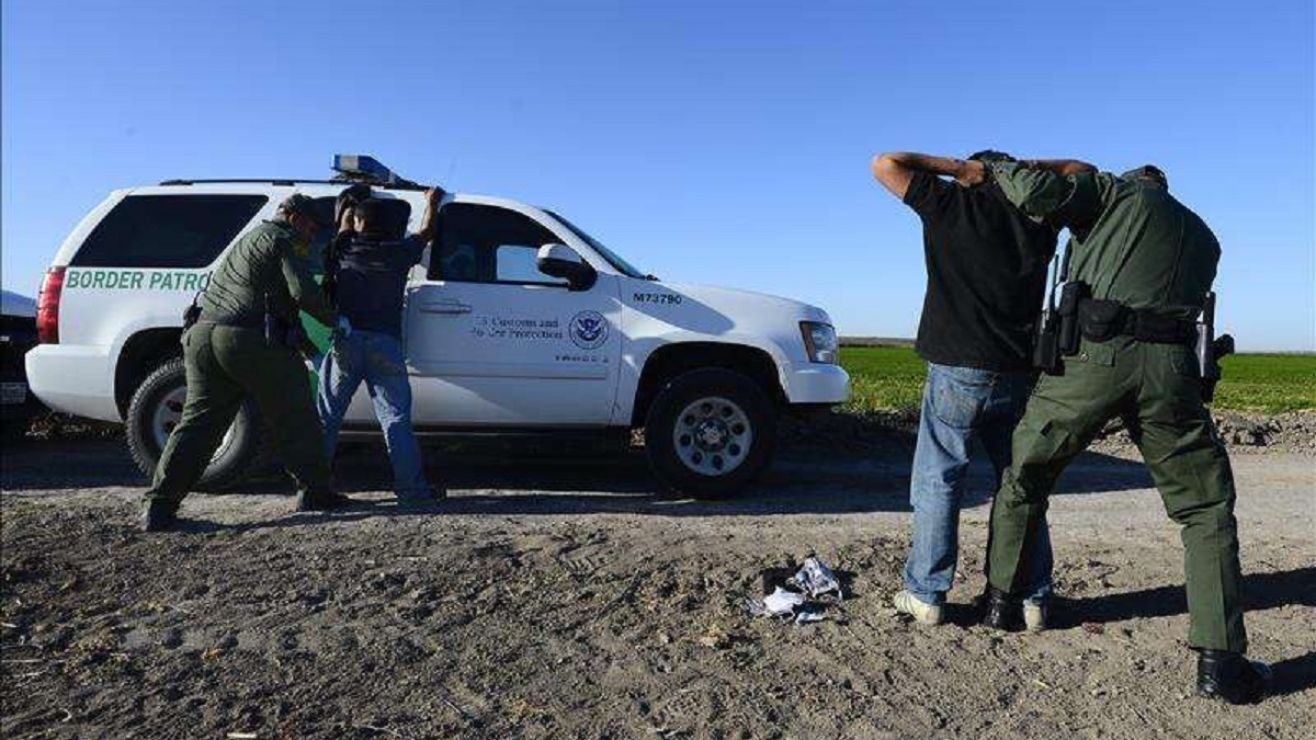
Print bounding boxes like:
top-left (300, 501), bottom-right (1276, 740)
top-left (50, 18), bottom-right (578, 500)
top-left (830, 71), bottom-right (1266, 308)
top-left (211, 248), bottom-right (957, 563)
top-left (145, 322), bottom-right (331, 505)
top-left (988, 337), bottom-right (1246, 652)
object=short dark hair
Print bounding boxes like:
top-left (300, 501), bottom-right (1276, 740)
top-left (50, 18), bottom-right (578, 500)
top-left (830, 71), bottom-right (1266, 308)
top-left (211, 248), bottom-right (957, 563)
top-left (352, 198), bottom-right (388, 233)
top-left (967, 149), bottom-right (1015, 164)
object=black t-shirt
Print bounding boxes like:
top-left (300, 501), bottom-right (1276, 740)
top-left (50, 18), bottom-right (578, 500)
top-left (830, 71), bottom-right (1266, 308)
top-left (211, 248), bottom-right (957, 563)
top-left (332, 232), bottom-right (427, 338)
top-left (903, 171), bottom-right (1058, 371)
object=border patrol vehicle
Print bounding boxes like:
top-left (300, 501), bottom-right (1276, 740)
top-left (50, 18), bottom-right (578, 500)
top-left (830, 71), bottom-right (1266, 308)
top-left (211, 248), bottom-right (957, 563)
top-left (26, 156), bottom-right (850, 497)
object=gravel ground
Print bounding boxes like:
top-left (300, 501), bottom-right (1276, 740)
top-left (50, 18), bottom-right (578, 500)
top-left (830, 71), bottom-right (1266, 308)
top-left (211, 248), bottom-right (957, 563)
top-left (1, 431), bottom-right (1313, 739)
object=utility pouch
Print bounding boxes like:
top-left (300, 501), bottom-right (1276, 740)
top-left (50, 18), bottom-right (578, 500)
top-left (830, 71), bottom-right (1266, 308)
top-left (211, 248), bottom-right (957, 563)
top-left (182, 303), bottom-right (201, 332)
top-left (1078, 299), bottom-right (1125, 343)
top-left (181, 290), bottom-right (203, 332)
top-left (1056, 281), bottom-right (1087, 356)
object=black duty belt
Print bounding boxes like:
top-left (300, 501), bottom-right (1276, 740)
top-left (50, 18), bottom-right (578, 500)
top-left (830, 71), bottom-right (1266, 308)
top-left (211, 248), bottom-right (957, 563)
top-left (200, 316), bottom-right (262, 330)
top-left (1077, 299), bottom-right (1196, 344)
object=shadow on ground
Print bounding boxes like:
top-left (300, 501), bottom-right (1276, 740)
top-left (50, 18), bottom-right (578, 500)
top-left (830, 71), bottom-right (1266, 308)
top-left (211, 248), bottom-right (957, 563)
top-left (1057, 567), bottom-right (1316, 625)
top-left (1051, 566), bottom-right (1316, 698)
top-left (2, 431), bottom-right (1155, 518)
top-left (1270, 651), bottom-right (1316, 698)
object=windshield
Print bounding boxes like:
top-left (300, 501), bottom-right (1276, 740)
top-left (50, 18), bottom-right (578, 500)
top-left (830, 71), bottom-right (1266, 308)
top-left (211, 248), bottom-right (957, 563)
top-left (544, 209), bottom-right (651, 280)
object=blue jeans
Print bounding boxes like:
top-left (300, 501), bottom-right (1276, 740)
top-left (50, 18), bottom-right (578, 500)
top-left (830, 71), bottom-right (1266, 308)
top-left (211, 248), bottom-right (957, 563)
top-left (317, 330), bottom-right (431, 497)
top-left (904, 363), bottom-right (1053, 606)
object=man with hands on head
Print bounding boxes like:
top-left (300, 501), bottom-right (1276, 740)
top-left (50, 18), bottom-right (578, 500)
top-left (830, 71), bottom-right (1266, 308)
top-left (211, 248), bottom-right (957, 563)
top-left (978, 156), bottom-right (1269, 705)
top-left (871, 150), bottom-right (1059, 629)
top-left (317, 187), bottom-right (445, 505)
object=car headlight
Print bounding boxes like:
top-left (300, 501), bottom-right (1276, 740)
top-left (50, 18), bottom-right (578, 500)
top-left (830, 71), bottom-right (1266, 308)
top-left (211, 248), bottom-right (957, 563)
top-left (800, 321), bottom-right (839, 364)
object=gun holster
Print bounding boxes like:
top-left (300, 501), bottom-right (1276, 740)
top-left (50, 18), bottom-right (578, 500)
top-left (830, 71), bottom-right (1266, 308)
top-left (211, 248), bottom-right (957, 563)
top-left (1033, 313), bottom-right (1061, 375)
top-left (264, 312), bottom-right (284, 347)
top-left (264, 314), bottom-right (309, 351)
top-left (1033, 281), bottom-right (1088, 376)
top-left (1201, 334), bottom-right (1235, 404)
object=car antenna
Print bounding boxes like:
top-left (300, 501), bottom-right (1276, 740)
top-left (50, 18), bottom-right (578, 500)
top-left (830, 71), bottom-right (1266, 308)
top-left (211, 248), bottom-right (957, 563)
top-left (444, 155), bottom-right (458, 191)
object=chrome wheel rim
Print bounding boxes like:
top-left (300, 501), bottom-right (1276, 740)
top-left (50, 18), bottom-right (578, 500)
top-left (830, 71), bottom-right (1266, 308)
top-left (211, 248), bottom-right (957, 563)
top-left (152, 386), bottom-right (236, 462)
top-left (672, 396), bottom-right (752, 477)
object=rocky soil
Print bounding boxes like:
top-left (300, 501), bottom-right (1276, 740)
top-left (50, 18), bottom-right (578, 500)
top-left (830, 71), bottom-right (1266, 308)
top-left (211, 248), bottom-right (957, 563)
top-left (1, 430), bottom-right (1313, 739)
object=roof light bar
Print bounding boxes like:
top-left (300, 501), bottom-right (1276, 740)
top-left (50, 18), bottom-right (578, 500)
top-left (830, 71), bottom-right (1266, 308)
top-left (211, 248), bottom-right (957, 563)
top-left (331, 154), bottom-right (420, 188)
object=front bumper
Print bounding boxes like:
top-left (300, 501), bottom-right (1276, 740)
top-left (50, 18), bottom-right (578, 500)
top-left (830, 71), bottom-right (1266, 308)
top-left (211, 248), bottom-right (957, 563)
top-left (781, 361), bottom-right (850, 405)
top-left (25, 344), bottom-right (121, 422)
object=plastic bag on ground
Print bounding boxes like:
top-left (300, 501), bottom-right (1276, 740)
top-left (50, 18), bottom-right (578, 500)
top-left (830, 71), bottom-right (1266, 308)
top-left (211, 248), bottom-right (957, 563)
top-left (789, 556), bottom-right (843, 600)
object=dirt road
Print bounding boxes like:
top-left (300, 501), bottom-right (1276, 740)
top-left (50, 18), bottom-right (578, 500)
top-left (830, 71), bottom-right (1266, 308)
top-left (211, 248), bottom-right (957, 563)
top-left (2, 435), bottom-right (1313, 739)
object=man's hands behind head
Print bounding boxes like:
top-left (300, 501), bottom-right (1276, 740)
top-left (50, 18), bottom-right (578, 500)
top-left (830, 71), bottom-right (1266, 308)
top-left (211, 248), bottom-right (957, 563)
top-left (954, 159), bottom-right (987, 188)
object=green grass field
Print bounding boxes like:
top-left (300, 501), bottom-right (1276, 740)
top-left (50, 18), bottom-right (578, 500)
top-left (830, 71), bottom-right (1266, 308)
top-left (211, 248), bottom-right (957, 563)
top-left (839, 347), bottom-right (1316, 415)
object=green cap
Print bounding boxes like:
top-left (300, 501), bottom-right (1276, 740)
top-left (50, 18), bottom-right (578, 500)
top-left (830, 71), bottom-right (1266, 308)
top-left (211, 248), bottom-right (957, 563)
top-left (278, 193), bottom-right (329, 228)
top-left (1119, 165), bottom-right (1168, 188)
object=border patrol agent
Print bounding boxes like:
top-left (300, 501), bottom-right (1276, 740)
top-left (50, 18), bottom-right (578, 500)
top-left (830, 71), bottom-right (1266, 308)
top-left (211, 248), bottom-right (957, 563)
top-left (141, 194), bottom-right (352, 531)
top-left (971, 158), bottom-right (1269, 704)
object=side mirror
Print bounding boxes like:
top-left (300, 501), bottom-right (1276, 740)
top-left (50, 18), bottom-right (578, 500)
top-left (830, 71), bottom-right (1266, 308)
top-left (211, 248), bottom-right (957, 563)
top-left (537, 244), bottom-right (597, 291)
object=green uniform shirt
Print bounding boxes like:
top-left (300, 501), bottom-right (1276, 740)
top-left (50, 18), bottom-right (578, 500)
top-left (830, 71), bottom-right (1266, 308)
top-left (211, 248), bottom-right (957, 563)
top-left (989, 163), bottom-right (1220, 319)
top-left (199, 219), bottom-right (335, 328)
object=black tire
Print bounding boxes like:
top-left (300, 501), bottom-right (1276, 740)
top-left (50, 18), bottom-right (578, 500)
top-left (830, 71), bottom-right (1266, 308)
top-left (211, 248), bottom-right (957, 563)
top-left (1, 415), bottom-right (28, 445)
top-left (125, 357), bottom-right (265, 491)
top-left (643, 367), bottom-right (777, 498)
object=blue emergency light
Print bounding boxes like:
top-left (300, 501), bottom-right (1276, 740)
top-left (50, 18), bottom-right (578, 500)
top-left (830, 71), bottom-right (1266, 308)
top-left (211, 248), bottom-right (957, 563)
top-left (331, 154), bottom-right (421, 188)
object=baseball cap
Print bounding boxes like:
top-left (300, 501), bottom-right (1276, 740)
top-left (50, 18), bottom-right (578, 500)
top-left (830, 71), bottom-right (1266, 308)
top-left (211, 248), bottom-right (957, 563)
top-left (1119, 165), bottom-right (1168, 188)
top-left (277, 193), bottom-right (329, 228)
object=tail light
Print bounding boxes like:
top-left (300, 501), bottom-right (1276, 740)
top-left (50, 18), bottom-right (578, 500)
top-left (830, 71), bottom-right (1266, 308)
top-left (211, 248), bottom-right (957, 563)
top-left (37, 266), bottom-right (66, 344)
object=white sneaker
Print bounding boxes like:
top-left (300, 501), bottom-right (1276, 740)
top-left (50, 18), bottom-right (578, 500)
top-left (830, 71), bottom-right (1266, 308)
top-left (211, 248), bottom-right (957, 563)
top-left (894, 590), bottom-right (943, 626)
top-left (1023, 601), bottom-right (1048, 632)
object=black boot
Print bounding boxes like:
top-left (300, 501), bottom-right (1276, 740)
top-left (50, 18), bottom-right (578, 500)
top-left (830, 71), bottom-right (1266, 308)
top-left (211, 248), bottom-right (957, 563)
top-left (1197, 650), bottom-right (1270, 705)
top-left (981, 587), bottom-right (1024, 632)
top-left (295, 490), bottom-right (356, 512)
top-left (140, 500), bottom-right (179, 532)
top-left (397, 482), bottom-right (447, 508)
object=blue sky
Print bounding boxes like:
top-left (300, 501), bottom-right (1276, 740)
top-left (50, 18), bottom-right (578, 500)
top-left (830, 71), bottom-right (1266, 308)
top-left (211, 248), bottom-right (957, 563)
top-left (3, 1), bottom-right (1313, 350)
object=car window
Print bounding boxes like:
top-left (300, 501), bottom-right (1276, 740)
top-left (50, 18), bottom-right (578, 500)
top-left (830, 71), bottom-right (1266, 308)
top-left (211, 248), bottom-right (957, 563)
top-left (71, 194), bottom-right (268, 268)
top-left (304, 197), bottom-right (338, 277)
top-left (429, 203), bottom-right (566, 286)
top-left (544, 209), bottom-right (649, 280)
top-left (494, 244), bottom-right (548, 283)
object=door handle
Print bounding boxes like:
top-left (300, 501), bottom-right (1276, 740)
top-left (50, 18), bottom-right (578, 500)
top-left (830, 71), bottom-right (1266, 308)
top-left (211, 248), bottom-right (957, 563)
top-left (420, 300), bottom-right (472, 315)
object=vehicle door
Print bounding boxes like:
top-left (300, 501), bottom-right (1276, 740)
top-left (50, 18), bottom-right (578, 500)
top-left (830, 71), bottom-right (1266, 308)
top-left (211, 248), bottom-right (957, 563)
top-left (403, 199), bottom-right (622, 427)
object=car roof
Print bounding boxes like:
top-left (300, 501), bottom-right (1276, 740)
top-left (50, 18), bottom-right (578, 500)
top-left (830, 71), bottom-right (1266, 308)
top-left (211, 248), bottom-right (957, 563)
top-left (129, 181), bottom-right (547, 220)
top-left (157, 178), bottom-right (427, 191)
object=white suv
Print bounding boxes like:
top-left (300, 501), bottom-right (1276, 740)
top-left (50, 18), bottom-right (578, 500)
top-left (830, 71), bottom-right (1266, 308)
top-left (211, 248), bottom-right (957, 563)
top-left (26, 158), bottom-right (849, 496)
